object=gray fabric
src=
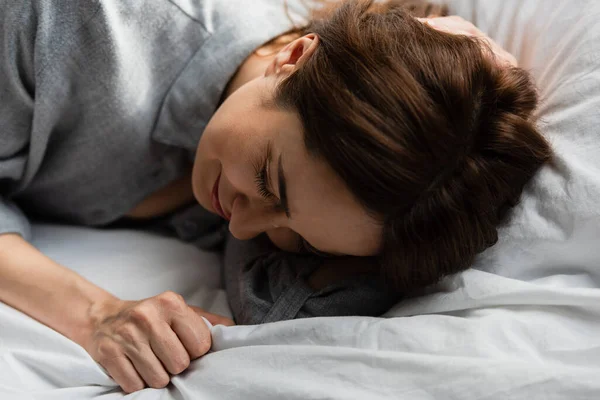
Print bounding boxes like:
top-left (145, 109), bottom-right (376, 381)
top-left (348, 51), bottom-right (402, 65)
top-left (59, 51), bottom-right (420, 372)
top-left (0, 0), bottom-right (397, 323)
top-left (224, 234), bottom-right (400, 325)
top-left (0, 199), bottom-right (31, 239)
top-left (0, 0), bottom-right (301, 240)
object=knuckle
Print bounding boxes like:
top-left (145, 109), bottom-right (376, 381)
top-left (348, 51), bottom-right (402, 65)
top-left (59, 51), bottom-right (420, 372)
top-left (171, 355), bottom-right (191, 375)
top-left (129, 305), bottom-right (154, 325)
top-left (158, 291), bottom-right (185, 310)
top-left (122, 382), bottom-right (145, 394)
top-left (148, 373), bottom-right (171, 389)
top-left (96, 340), bottom-right (121, 360)
top-left (115, 324), bottom-right (138, 343)
top-left (192, 337), bottom-right (212, 358)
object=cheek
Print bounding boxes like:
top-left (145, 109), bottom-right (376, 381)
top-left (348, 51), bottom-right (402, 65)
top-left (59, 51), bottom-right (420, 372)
top-left (204, 104), bottom-right (266, 160)
top-left (192, 108), bottom-right (243, 203)
top-left (199, 114), bottom-right (232, 158)
top-left (196, 122), bottom-right (244, 178)
top-left (203, 131), bottom-right (263, 199)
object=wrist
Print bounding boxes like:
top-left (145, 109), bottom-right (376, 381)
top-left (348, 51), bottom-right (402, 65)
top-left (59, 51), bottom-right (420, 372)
top-left (71, 284), bottom-right (121, 350)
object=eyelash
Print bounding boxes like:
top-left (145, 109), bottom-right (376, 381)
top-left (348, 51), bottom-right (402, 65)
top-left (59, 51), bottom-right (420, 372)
top-left (253, 150), bottom-right (332, 258)
top-left (253, 146), bottom-right (282, 211)
top-left (255, 162), bottom-right (273, 201)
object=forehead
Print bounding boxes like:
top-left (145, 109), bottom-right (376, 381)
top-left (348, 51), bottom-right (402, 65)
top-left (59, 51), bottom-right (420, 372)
top-left (267, 106), bottom-right (382, 256)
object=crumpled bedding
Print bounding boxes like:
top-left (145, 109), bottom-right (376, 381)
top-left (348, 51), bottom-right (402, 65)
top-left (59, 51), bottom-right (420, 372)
top-left (2, 0), bottom-right (600, 398)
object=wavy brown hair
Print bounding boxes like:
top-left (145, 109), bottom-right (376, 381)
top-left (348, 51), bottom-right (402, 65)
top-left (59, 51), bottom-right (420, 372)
top-left (275, 0), bottom-right (552, 292)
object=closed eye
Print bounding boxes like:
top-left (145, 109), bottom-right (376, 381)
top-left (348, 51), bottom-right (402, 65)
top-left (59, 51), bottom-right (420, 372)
top-left (253, 143), bottom-right (286, 213)
top-left (255, 162), bottom-right (275, 201)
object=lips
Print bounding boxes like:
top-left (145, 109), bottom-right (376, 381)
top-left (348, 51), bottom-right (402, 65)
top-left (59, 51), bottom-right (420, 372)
top-left (211, 173), bottom-right (231, 221)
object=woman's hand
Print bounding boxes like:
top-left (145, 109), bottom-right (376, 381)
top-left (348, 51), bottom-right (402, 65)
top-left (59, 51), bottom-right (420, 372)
top-left (418, 15), bottom-right (518, 67)
top-left (84, 292), bottom-right (234, 393)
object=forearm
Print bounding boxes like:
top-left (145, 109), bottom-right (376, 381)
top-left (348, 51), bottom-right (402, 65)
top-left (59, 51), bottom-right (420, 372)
top-left (0, 233), bottom-right (117, 348)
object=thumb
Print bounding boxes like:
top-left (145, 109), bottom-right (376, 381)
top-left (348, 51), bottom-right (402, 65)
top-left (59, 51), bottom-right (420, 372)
top-left (189, 306), bottom-right (235, 327)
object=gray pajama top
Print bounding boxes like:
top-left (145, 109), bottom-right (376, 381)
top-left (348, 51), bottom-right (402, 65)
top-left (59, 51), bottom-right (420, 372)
top-left (0, 0), bottom-right (397, 324)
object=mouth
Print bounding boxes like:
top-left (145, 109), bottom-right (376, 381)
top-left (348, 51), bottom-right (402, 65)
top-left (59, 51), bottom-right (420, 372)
top-left (211, 173), bottom-right (231, 221)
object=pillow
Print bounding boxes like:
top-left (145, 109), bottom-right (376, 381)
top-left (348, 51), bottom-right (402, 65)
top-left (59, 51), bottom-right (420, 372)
top-left (443, 0), bottom-right (600, 287)
top-left (383, 0), bottom-right (600, 317)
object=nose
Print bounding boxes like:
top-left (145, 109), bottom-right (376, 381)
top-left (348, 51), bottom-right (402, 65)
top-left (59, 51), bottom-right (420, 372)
top-left (227, 195), bottom-right (280, 240)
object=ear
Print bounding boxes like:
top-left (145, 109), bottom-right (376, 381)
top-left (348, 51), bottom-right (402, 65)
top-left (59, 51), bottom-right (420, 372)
top-left (265, 34), bottom-right (319, 77)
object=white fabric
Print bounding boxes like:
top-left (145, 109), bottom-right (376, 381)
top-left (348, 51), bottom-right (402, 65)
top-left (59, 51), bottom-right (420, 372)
top-left (2, 0), bottom-right (600, 398)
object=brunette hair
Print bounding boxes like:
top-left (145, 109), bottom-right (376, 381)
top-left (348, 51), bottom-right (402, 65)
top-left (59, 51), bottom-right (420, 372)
top-left (275, 0), bottom-right (552, 292)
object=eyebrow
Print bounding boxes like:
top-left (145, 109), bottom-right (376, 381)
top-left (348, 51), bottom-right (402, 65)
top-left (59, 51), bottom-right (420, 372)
top-left (277, 154), bottom-right (291, 218)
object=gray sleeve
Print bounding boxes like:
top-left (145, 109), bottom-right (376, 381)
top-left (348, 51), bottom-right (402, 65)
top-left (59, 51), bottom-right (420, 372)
top-left (0, 1), bottom-right (36, 239)
top-left (0, 199), bottom-right (31, 239)
top-left (223, 234), bottom-right (400, 325)
top-left (223, 234), bottom-right (322, 325)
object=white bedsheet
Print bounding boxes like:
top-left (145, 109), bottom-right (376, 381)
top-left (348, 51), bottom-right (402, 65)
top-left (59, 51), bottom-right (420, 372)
top-left (2, 0), bottom-right (600, 399)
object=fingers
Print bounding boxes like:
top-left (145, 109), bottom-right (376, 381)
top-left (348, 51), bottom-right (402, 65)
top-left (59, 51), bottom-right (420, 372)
top-left (416, 15), bottom-right (518, 67)
top-left (102, 355), bottom-right (145, 394)
top-left (153, 292), bottom-right (218, 359)
top-left (190, 306), bottom-right (236, 327)
top-left (149, 321), bottom-right (191, 374)
top-left (417, 15), bottom-right (482, 37)
top-left (89, 292), bottom-right (233, 394)
top-left (171, 306), bottom-right (213, 359)
top-left (125, 342), bottom-right (170, 390)
top-left (152, 291), bottom-right (211, 360)
top-left (105, 318), bottom-right (171, 390)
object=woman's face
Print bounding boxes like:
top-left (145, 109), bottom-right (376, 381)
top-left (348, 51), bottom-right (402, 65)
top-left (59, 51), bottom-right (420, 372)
top-left (192, 36), bottom-right (382, 256)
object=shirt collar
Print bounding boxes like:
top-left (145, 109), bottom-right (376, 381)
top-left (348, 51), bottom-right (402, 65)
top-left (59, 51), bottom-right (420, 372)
top-left (151, 0), bottom-right (307, 152)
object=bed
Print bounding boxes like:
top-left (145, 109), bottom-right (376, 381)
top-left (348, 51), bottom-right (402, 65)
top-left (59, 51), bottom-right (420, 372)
top-left (2, 0), bottom-right (600, 398)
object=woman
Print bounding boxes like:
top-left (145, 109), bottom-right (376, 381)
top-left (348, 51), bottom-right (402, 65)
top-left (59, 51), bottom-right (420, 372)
top-left (0, 0), bottom-right (551, 393)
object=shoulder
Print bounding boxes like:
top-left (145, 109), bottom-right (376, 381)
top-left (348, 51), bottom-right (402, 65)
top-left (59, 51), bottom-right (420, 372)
top-left (151, 0), bottom-right (309, 142)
